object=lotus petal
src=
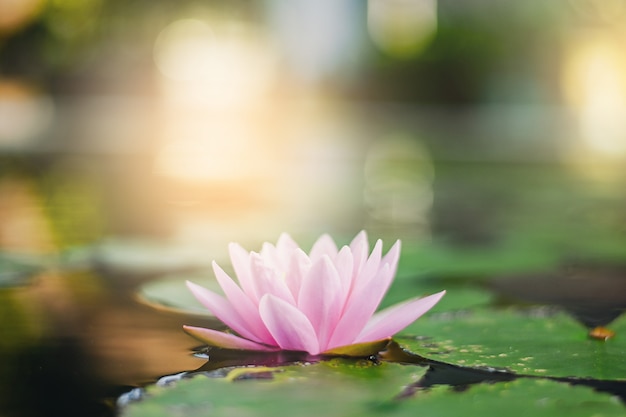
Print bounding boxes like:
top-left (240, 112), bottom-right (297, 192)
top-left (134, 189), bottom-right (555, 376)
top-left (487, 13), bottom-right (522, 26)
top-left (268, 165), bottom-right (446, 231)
top-left (228, 242), bottom-right (257, 301)
top-left (259, 294), bottom-right (319, 354)
top-left (186, 281), bottom-right (260, 343)
top-left (211, 262), bottom-right (275, 344)
top-left (355, 290), bottom-right (446, 343)
top-left (183, 325), bottom-right (279, 351)
top-left (298, 255), bottom-right (343, 349)
top-left (284, 248), bottom-right (311, 300)
top-left (327, 263), bottom-right (392, 348)
top-left (309, 233), bottom-right (338, 262)
top-left (250, 253), bottom-right (295, 305)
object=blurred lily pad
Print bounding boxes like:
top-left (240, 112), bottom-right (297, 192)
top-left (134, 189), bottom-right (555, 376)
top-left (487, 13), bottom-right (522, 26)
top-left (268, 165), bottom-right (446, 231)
top-left (398, 308), bottom-right (626, 380)
top-left (0, 253), bottom-right (42, 287)
top-left (92, 239), bottom-right (216, 275)
top-left (137, 274), bottom-right (222, 315)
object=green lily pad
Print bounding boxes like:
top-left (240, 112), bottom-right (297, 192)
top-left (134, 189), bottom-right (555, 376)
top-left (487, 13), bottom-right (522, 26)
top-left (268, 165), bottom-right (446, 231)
top-left (120, 359), bottom-right (625, 417)
top-left (92, 239), bottom-right (215, 275)
top-left (398, 307), bottom-right (626, 380)
top-left (392, 378), bottom-right (625, 417)
top-left (121, 359), bottom-right (428, 417)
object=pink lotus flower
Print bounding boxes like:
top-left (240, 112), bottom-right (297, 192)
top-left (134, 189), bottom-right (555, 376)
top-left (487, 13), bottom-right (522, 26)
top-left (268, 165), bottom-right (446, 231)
top-left (184, 231), bottom-right (445, 356)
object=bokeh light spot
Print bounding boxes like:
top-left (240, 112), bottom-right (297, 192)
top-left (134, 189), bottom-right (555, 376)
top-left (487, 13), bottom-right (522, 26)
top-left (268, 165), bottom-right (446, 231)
top-left (367, 0), bottom-right (437, 59)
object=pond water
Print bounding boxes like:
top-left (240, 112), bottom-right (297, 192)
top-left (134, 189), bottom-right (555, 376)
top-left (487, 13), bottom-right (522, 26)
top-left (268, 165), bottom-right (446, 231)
top-left (2, 108), bottom-right (626, 416)
top-left (0, 263), bottom-right (208, 416)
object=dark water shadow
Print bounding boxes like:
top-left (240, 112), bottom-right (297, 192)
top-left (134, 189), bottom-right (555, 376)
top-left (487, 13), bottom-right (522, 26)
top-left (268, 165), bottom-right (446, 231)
top-left (1, 337), bottom-right (114, 417)
top-left (491, 261), bottom-right (626, 329)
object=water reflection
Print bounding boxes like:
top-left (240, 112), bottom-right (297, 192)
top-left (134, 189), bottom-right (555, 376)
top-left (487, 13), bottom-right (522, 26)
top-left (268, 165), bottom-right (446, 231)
top-left (562, 33), bottom-right (626, 158)
top-left (0, 265), bottom-right (209, 417)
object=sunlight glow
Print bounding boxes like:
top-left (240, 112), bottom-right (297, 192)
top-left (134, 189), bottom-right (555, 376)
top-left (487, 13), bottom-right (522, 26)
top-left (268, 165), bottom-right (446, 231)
top-left (154, 18), bottom-right (277, 109)
top-left (563, 35), bottom-right (626, 157)
top-left (153, 18), bottom-right (280, 184)
top-left (568, 0), bottom-right (626, 25)
top-left (154, 118), bottom-right (271, 183)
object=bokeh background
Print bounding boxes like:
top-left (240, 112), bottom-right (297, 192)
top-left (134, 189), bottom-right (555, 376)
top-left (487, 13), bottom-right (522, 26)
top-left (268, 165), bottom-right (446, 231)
top-left (2, 1), bottom-right (626, 416)
top-left (3, 0), bottom-right (626, 249)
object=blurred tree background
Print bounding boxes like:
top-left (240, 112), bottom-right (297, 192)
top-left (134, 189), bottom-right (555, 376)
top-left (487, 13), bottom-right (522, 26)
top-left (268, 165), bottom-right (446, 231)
top-left (1, 0), bottom-right (611, 103)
